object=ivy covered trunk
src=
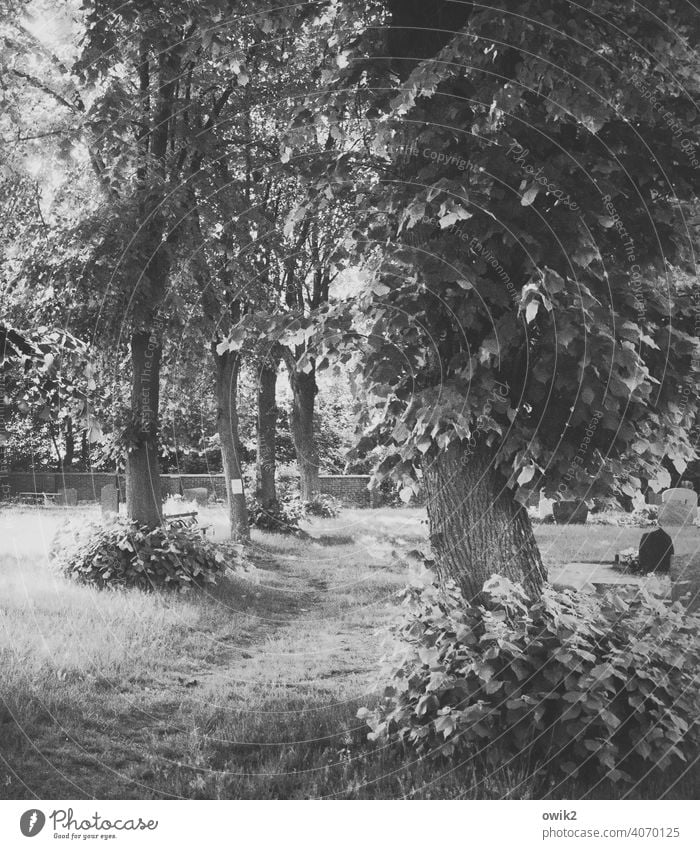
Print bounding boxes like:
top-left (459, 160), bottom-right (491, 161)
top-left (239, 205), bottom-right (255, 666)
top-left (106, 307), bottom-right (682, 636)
top-left (215, 347), bottom-right (249, 541)
top-left (126, 329), bottom-right (163, 528)
top-left (256, 358), bottom-right (278, 508)
top-left (288, 365), bottom-right (320, 502)
top-left (423, 440), bottom-right (546, 601)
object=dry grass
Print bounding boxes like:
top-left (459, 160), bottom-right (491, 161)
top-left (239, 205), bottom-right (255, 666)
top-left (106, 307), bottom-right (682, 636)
top-left (0, 505), bottom-right (696, 799)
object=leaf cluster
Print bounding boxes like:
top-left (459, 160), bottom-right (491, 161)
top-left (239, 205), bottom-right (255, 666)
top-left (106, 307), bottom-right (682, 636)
top-left (359, 568), bottom-right (699, 788)
top-left (50, 515), bottom-right (232, 591)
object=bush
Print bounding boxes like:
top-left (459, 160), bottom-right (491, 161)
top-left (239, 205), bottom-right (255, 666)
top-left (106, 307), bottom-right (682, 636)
top-left (299, 493), bottom-right (341, 518)
top-left (359, 569), bottom-right (699, 788)
top-left (248, 492), bottom-right (341, 533)
top-left (51, 517), bottom-right (230, 591)
top-left (247, 496), bottom-right (304, 534)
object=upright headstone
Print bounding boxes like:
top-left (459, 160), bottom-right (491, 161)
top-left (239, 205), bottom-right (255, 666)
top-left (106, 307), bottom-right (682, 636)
top-left (539, 493), bottom-right (554, 520)
top-left (552, 500), bottom-right (588, 524)
top-left (658, 487), bottom-right (697, 530)
top-left (670, 553), bottom-right (700, 613)
top-left (56, 487), bottom-right (78, 507)
top-left (101, 483), bottom-right (119, 516)
top-left (638, 527), bottom-right (674, 574)
top-left (183, 487), bottom-right (208, 506)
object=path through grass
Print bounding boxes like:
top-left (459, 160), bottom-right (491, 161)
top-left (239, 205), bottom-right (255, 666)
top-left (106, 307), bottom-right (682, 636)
top-left (0, 506), bottom-right (696, 799)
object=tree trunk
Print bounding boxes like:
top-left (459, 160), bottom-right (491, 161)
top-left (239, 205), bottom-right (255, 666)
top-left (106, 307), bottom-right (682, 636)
top-left (0, 372), bottom-right (8, 499)
top-left (288, 364), bottom-right (320, 501)
top-left (126, 329), bottom-right (163, 528)
top-left (48, 421), bottom-right (62, 471)
top-left (215, 347), bottom-right (249, 540)
top-left (423, 440), bottom-right (546, 601)
top-left (63, 417), bottom-right (74, 469)
top-left (256, 357), bottom-right (278, 508)
top-left (80, 429), bottom-right (89, 467)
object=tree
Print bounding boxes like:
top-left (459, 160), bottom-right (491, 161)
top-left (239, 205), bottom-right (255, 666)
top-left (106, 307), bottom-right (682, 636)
top-left (254, 344), bottom-right (280, 509)
top-left (310, 0), bottom-right (700, 599)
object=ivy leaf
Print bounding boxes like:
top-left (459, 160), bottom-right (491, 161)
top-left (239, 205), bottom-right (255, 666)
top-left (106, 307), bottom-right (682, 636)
top-left (521, 186), bottom-right (539, 206)
top-left (517, 464), bottom-right (535, 486)
top-left (525, 301), bottom-right (539, 323)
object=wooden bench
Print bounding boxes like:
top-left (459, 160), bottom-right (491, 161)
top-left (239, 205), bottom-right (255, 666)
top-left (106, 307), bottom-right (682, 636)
top-left (163, 511), bottom-right (210, 536)
top-left (19, 491), bottom-right (58, 506)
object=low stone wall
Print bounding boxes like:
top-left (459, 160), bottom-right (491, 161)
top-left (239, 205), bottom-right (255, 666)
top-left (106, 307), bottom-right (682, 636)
top-left (5, 471), bottom-right (376, 507)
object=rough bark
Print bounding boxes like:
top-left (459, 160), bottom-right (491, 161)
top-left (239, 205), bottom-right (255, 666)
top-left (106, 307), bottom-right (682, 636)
top-left (0, 373), bottom-right (8, 499)
top-left (215, 347), bottom-right (249, 541)
top-left (286, 361), bottom-right (320, 502)
top-left (256, 356), bottom-right (278, 508)
top-left (63, 417), bottom-right (74, 469)
top-left (80, 429), bottom-right (89, 467)
top-left (423, 440), bottom-right (546, 601)
top-left (126, 329), bottom-right (163, 528)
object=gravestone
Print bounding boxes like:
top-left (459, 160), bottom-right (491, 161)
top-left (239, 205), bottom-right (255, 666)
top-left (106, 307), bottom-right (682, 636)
top-left (638, 527), bottom-right (673, 574)
top-left (101, 483), bottom-right (119, 515)
top-left (552, 500), bottom-right (588, 524)
top-left (539, 493), bottom-right (554, 520)
top-left (56, 487), bottom-right (78, 507)
top-left (183, 487), bottom-right (208, 506)
top-left (670, 553), bottom-right (700, 613)
top-left (658, 487), bottom-right (697, 529)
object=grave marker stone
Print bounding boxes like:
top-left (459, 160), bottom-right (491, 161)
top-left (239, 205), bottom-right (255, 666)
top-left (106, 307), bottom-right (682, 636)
top-left (638, 527), bottom-right (673, 574)
top-left (183, 487), bottom-right (208, 506)
top-left (658, 487), bottom-right (697, 529)
top-left (56, 487), bottom-right (78, 507)
top-left (101, 483), bottom-right (119, 515)
top-left (539, 493), bottom-right (554, 520)
top-left (552, 500), bottom-right (588, 524)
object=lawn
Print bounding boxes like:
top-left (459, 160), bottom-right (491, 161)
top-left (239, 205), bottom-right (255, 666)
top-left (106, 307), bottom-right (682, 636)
top-left (0, 505), bottom-right (696, 800)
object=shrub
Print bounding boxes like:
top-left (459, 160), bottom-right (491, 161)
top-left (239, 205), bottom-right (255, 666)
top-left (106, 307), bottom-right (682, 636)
top-left (51, 517), bottom-right (230, 591)
top-left (359, 568), bottom-right (699, 788)
top-left (299, 493), bottom-right (341, 518)
top-left (247, 496), bottom-right (304, 535)
top-left (248, 493), bottom-right (341, 532)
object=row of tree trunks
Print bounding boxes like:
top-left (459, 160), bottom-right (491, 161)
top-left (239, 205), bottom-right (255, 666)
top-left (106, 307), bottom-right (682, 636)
top-left (422, 440), bottom-right (547, 601)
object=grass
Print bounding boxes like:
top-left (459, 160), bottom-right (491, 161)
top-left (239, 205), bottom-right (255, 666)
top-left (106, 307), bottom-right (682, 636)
top-left (0, 505), bottom-right (697, 799)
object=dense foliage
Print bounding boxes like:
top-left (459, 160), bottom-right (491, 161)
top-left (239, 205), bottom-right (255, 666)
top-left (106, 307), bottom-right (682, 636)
top-left (51, 517), bottom-right (229, 591)
top-left (303, 0), bottom-right (700, 506)
top-left (247, 491), bottom-right (341, 533)
top-left (359, 569), bottom-right (699, 788)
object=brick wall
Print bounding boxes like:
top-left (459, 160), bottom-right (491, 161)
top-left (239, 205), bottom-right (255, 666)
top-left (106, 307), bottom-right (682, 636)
top-left (318, 475), bottom-right (374, 507)
top-left (6, 472), bottom-right (376, 507)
